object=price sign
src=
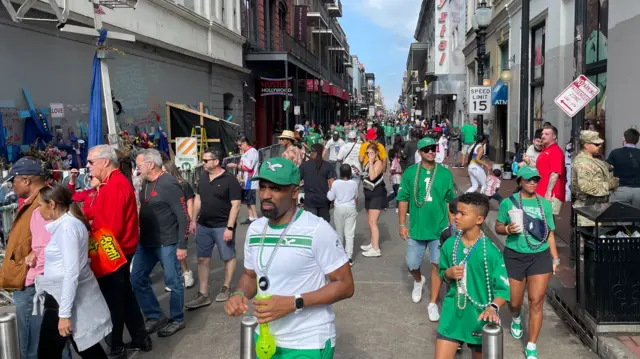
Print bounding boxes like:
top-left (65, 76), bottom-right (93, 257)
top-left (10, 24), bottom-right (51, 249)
top-left (469, 86), bottom-right (491, 115)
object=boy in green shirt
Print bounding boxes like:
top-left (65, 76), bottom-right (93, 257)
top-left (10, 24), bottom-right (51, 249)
top-left (436, 192), bottom-right (510, 359)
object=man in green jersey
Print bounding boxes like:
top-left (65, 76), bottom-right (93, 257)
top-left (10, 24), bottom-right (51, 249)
top-left (305, 128), bottom-right (323, 151)
top-left (334, 122), bottom-right (345, 140)
top-left (397, 137), bottom-right (455, 321)
top-left (384, 122), bottom-right (394, 146)
top-left (460, 119), bottom-right (478, 167)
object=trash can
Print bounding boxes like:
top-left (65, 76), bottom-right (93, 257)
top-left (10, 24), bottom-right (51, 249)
top-left (573, 202), bottom-right (640, 325)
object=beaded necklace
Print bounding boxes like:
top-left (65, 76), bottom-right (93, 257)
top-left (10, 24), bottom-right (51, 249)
top-left (413, 163), bottom-right (437, 208)
top-left (517, 192), bottom-right (549, 250)
top-left (452, 232), bottom-right (493, 310)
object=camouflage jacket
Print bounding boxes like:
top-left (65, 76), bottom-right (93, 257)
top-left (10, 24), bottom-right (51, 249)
top-left (571, 151), bottom-right (615, 226)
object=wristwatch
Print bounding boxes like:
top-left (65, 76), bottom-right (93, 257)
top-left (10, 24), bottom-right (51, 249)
top-left (227, 226), bottom-right (234, 231)
top-left (294, 294), bottom-right (304, 314)
top-left (488, 302), bottom-right (499, 313)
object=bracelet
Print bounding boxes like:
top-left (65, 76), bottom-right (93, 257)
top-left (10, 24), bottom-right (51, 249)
top-left (399, 224), bottom-right (406, 227)
top-left (231, 291), bottom-right (245, 298)
top-left (505, 225), bottom-right (511, 235)
top-left (553, 258), bottom-right (561, 265)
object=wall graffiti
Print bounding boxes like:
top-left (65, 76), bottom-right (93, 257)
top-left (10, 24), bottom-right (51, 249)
top-left (1, 107), bottom-right (23, 145)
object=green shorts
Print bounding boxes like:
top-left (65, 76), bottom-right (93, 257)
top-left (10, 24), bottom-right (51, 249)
top-left (254, 335), bottom-right (335, 359)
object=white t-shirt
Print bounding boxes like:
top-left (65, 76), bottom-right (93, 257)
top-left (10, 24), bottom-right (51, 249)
top-left (245, 211), bottom-right (349, 349)
top-left (325, 139), bottom-right (346, 162)
top-left (327, 179), bottom-right (358, 207)
top-left (525, 145), bottom-right (541, 166)
top-left (337, 142), bottom-right (362, 173)
top-left (241, 147), bottom-right (259, 190)
top-left (436, 137), bottom-right (448, 164)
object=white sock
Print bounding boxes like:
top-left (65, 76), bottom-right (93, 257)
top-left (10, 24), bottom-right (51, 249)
top-left (526, 342), bottom-right (536, 350)
top-left (249, 217), bottom-right (256, 221)
top-left (512, 314), bottom-right (522, 324)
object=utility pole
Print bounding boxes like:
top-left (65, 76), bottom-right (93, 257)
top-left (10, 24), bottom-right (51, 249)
top-left (519, 0), bottom-right (530, 154)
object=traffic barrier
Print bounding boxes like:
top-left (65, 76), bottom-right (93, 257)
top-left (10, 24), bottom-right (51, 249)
top-left (240, 316), bottom-right (258, 359)
top-left (482, 323), bottom-right (503, 359)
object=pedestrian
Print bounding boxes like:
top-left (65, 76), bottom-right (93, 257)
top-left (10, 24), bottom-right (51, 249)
top-left (131, 149), bottom-right (188, 337)
top-left (387, 148), bottom-right (403, 209)
top-left (607, 127), bottom-right (640, 208)
top-left (299, 144), bottom-right (335, 222)
top-left (186, 149), bottom-right (241, 308)
top-left (466, 136), bottom-right (491, 193)
top-left (397, 136), bottom-right (455, 320)
top-left (460, 120), bottom-right (477, 167)
top-left (224, 157), bottom-right (354, 358)
top-left (436, 193), bottom-right (510, 359)
top-left (327, 164), bottom-right (358, 266)
top-left (227, 137), bottom-right (260, 224)
top-left (83, 145), bottom-right (150, 356)
top-left (162, 159), bottom-right (196, 290)
top-left (360, 143), bottom-right (387, 258)
top-left (448, 127), bottom-right (461, 168)
top-left (402, 129), bottom-right (419, 170)
top-left (519, 129), bottom-right (543, 169)
top-left (481, 168), bottom-right (504, 203)
top-left (35, 184), bottom-right (111, 359)
top-left (495, 166), bottom-right (559, 359)
top-left (280, 130), bottom-right (305, 166)
top-left (358, 128), bottom-right (387, 170)
top-left (436, 133), bottom-right (448, 165)
top-left (536, 124), bottom-right (566, 215)
top-left (324, 130), bottom-right (346, 175)
top-left (337, 131), bottom-right (362, 183)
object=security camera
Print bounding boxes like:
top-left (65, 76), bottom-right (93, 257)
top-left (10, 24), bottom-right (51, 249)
top-left (249, 96), bottom-right (256, 103)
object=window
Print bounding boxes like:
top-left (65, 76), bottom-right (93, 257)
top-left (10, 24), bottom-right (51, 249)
top-left (585, 0), bottom-right (608, 66)
top-left (242, 0), bottom-right (258, 42)
top-left (220, 0), bottom-right (225, 23)
top-left (223, 93), bottom-right (235, 121)
top-left (499, 42), bottom-right (509, 72)
top-left (530, 22), bottom-right (545, 131)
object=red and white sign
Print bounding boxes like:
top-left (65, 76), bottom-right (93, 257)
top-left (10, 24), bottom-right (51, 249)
top-left (50, 103), bottom-right (65, 118)
top-left (554, 74), bottom-right (600, 117)
top-left (434, 0), bottom-right (449, 75)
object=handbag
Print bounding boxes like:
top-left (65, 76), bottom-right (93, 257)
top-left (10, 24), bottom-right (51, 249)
top-left (362, 177), bottom-right (383, 191)
top-left (509, 195), bottom-right (548, 244)
top-left (88, 228), bottom-right (128, 278)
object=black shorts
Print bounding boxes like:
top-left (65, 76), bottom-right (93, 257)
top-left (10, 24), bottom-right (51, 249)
top-left (436, 333), bottom-right (482, 353)
top-left (504, 247), bottom-right (553, 281)
top-left (242, 189), bottom-right (256, 205)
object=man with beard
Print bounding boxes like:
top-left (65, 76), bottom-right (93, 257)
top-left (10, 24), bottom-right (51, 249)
top-left (519, 129), bottom-right (544, 168)
top-left (224, 157), bottom-right (354, 358)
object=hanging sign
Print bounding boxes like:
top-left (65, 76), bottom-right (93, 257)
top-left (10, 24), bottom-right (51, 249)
top-left (175, 137), bottom-right (198, 169)
top-left (434, 0), bottom-right (450, 75)
top-left (260, 77), bottom-right (293, 96)
top-left (50, 103), bottom-right (65, 118)
top-left (554, 74), bottom-right (600, 117)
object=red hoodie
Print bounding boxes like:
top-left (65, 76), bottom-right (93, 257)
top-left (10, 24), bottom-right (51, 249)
top-left (91, 169), bottom-right (139, 256)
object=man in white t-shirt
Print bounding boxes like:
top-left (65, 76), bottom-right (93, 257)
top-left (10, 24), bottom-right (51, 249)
top-left (324, 131), bottom-right (346, 176)
top-left (227, 137), bottom-right (260, 224)
top-left (337, 131), bottom-right (362, 182)
top-left (224, 157), bottom-right (354, 358)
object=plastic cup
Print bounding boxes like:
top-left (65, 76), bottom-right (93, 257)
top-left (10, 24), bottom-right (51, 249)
top-left (508, 209), bottom-right (524, 233)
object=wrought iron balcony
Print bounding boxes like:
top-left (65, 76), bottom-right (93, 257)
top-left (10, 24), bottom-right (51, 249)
top-left (325, 0), bottom-right (342, 17)
top-left (243, 26), bottom-right (321, 74)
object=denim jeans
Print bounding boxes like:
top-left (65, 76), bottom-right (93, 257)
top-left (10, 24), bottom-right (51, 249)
top-left (131, 244), bottom-right (185, 323)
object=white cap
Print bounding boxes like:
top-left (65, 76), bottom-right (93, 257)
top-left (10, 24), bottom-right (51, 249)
top-left (348, 131), bottom-right (357, 139)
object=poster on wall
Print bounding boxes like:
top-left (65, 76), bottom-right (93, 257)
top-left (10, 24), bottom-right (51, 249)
top-left (434, 0), bottom-right (450, 75)
top-left (260, 77), bottom-right (293, 96)
top-left (50, 103), bottom-right (65, 118)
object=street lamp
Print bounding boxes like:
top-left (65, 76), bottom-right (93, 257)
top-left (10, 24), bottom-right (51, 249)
top-left (474, 0), bottom-right (491, 137)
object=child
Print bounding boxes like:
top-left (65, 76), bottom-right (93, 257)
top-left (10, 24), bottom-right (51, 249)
top-left (482, 168), bottom-right (503, 202)
top-left (440, 199), bottom-right (460, 245)
top-left (387, 149), bottom-right (403, 210)
top-left (327, 164), bottom-right (359, 266)
top-left (435, 192), bottom-right (510, 359)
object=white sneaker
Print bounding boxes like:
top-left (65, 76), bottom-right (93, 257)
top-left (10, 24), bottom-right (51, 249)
top-left (360, 243), bottom-right (373, 251)
top-left (412, 275), bottom-right (426, 303)
top-left (362, 248), bottom-right (381, 257)
top-left (428, 303), bottom-right (440, 322)
top-left (165, 287), bottom-right (171, 292)
top-left (183, 270), bottom-right (195, 288)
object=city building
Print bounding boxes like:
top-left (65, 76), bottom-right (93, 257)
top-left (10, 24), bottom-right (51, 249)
top-left (348, 55), bottom-right (367, 118)
top-left (241, 0), bottom-right (352, 147)
top-left (0, 0), bottom-right (248, 143)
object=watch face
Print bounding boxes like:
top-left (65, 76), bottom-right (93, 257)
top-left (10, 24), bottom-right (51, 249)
top-left (295, 297), bottom-right (304, 309)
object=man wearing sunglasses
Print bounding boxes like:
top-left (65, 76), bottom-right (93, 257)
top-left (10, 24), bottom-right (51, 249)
top-left (397, 137), bottom-right (455, 321)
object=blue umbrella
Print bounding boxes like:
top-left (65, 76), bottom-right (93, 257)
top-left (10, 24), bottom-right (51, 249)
top-left (88, 29), bottom-right (108, 149)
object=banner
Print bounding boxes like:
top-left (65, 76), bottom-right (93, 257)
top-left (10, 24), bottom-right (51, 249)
top-left (294, 5), bottom-right (308, 43)
top-left (260, 77), bottom-right (293, 96)
top-left (434, 0), bottom-right (450, 75)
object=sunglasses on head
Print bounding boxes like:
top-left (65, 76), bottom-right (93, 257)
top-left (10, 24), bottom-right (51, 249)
top-left (420, 145), bottom-right (437, 153)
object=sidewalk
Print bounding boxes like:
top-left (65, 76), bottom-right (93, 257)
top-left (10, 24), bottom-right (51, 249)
top-left (448, 162), bottom-right (639, 359)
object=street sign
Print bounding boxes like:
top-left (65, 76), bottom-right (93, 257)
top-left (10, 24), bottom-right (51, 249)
top-left (175, 137), bottom-right (198, 169)
top-left (294, 105), bottom-right (300, 115)
top-left (469, 86), bottom-right (491, 115)
top-left (554, 74), bottom-right (600, 117)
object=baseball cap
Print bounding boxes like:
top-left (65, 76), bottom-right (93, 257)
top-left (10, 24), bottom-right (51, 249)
top-left (366, 128), bottom-right (377, 141)
top-left (250, 157), bottom-right (300, 186)
top-left (3, 158), bottom-right (45, 183)
top-left (417, 137), bottom-right (436, 150)
top-left (348, 131), bottom-right (357, 139)
top-left (517, 166), bottom-right (541, 180)
top-left (309, 128), bottom-right (315, 133)
top-left (580, 130), bottom-right (604, 145)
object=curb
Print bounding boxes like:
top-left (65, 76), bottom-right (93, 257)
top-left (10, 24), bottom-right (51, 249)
top-left (452, 181), bottom-right (636, 359)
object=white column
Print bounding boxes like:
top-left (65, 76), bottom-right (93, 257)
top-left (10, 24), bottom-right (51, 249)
top-left (234, 0), bottom-right (241, 33)
top-left (213, 0), bottom-right (220, 22)
top-left (224, 0), bottom-right (233, 28)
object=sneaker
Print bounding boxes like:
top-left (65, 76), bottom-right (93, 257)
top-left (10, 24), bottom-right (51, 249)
top-left (107, 347), bottom-right (127, 359)
top-left (412, 275), bottom-right (426, 303)
top-left (427, 303), bottom-right (440, 321)
top-left (360, 243), bottom-right (372, 251)
top-left (348, 258), bottom-right (353, 267)
top-left (165, 287), bottom-right (171, 292)
top-left (362, 248), bottom-right (381, 257)
top-left (511, 316), bottom-right (523, 339)
top-left (124, 336), bottom-right (152, 352)
top-left (525, 347), bottom-right (538, 359)
top-left (183, 270), bottom-right (195, 288)
top-left (185, 292), bottom-right (212, 309)
top-left (215, 286), bottom-right (231, 302)
top-left (144, 315), bottom-right (168, 334)
top-left (157, 321), bottom-right (185, 337)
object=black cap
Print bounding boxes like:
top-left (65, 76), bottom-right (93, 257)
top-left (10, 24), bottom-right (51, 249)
top-left (3, 158), bottom-right (45, 183)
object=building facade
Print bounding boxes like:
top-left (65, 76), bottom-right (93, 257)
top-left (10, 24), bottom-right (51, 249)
top-left (0, 0), bottom-right (247, 146)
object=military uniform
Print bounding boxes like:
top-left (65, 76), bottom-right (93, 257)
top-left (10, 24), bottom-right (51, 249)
top-left (570, 131), bottom-right (619, 226)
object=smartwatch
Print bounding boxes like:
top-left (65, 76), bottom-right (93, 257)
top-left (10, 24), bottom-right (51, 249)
top-left (294, 294), bottom-right (304, 314)
top-left (227, 226), bottom-right (234, 231)
top-left (488, 302), bottom-right (499, 313)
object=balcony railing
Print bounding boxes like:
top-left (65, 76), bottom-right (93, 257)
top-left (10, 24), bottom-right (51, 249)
top-left (307, 0), bottom-right (329, 22)
top-left (325, 0), bottom-right (342, 16)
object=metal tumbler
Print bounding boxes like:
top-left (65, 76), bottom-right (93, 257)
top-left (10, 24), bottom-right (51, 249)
top-left (240, 316), bottom-right (258, 359)
top-left (482, 323), bottom-right (503, 359)
top-left (0, 312), bottom-right (20, 359)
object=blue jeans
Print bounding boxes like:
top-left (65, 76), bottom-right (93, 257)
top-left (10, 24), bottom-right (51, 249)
top-left (14, 285), bottom-right (72, 359)
top-left (131, 244), bottom-right (185, 323)
top-left (452, 150), bottom-right (460, 167)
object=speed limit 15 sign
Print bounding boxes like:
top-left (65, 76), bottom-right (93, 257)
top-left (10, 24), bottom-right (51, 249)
top-left (469, 86), bottom-right (492, 115)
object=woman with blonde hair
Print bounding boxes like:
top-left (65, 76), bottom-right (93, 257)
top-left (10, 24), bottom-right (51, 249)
top-left (360, 142), bottom-right (388, 257)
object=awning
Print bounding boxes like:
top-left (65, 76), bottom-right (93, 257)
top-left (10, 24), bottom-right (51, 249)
top-left (492, 79), bottom-right (508, 105)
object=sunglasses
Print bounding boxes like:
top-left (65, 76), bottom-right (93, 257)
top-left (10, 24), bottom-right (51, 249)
top-left (202, 158), bottom-right (217, 163)
top-left (420, 145), bottom-right (437, 153)
top-left (522, 177), bottom-right (541, 184)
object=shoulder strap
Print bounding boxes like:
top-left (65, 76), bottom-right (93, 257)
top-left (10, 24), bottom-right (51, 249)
top-left (509, 194), bottom-right (520, 209)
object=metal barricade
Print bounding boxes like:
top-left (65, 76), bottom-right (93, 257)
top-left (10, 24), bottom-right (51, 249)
top-left (0, 203), bottom-right (18, 249)
top-left (240, 316), bottom-right (258, 359)
top-left (482, 323), bottom-right (503, 359)
top-left (0, 291), bottom-right (18, 359)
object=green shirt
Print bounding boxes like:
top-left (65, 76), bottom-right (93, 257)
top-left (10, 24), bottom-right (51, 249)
top-left (395, 125), bottom-right (402, 135)
top-left (400, 124), bottom-right (410, 136)
top-left (306, 133), bottom-right (322, 148)
top-left (496, 193), bottom-right (556, 254)
top-left (334, 125), bottom-right (345, 138)
top-left (384, 125), bottom-right (394, 137)
top-left (438, 235), bottom-right (510, 345)
top-left (397, 163), bottom-right (455, 240)
top-left (460, 124), bottom-right (477, 144)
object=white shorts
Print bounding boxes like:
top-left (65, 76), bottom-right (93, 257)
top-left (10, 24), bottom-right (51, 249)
top-left (461, 144), bottom-right (473, 154)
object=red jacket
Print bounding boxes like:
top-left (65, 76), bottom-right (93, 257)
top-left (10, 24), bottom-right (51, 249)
top-left (67, 184), bottom-right (97, 220)
top-left (91, 169), bottom-right (139, 256)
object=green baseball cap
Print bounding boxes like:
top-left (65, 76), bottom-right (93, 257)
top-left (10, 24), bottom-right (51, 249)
top-left (250, 157), bottom-right (300, 186)
top-left (309, 127), bottom-right (315, 133)
top-left (517, 166), bottom-right (541, 180)
top-left (417, 137), bottom-right (436, 150)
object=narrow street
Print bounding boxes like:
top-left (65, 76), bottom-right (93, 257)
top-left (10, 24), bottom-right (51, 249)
top-left (129, 197), bottom-right (597, 359)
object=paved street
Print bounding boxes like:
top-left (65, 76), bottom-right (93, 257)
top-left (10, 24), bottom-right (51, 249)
top-left (127, 196), bottom-right (598, 359)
